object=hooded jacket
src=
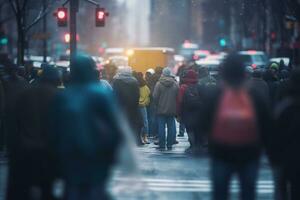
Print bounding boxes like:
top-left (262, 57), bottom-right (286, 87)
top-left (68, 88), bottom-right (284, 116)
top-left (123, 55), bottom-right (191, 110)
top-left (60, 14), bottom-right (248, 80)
top-left (153, 75), bottom-right (179, 116)
top-left (139, 85), bottom-right (151, 107)
top-left (177, 70), bottom-right (198, 116)
top-left (49, 55), bottom-right (122, 185)
top-left (112, 70), bottom-right (142, 132)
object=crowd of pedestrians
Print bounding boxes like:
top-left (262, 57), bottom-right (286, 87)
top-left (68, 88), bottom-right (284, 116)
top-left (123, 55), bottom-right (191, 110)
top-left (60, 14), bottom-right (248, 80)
top-left (0, 51), bottom-right (299, 200)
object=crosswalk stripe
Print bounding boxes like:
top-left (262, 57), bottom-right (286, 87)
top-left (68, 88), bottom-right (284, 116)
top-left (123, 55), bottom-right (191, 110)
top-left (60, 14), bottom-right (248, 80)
top-left (111, 177), bottom-right (274, 193)
top-left (114, 177), bottom-right (273, 185)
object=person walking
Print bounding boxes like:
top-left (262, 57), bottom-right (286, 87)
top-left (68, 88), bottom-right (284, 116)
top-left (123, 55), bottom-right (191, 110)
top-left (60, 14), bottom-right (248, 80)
top-left (112, 66), bottom-right (143, 145)
top-left (135, 72), bottom-right (151, 144)
top-left (198, 54), bottom-right (271, 200)
top-left (153, 68), bottom-right (179, 150)
top-left (6, 66), bottom-right (60, 200)
top-left (177, 69), bottom-right (198, 153)
top-left (269, 68), bottom-right (300, 200)
top-left (49, 55), bottom-right (123, 200)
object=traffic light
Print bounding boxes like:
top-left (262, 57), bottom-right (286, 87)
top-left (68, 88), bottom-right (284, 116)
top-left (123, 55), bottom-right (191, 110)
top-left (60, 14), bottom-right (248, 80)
top-left (0, 30), bottom-right (7, 46)
top-left (57, 7), bottom-right (68, 27)
top-left (64, 33), bottom-right (70, 43)
top-left (271, 32), bottom-right (277, 41)
top-left (95, 7), bottom-right (108, 27)
top-left (219, 38), bottom-right (227, 47)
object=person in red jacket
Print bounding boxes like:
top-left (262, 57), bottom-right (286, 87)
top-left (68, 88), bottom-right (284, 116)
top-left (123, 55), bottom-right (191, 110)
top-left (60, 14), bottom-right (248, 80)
top-left (177, 69), bottom-right (198, 152)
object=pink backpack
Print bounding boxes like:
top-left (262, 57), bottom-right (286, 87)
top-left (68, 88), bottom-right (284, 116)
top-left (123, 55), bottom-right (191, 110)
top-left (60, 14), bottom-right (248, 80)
top-left (212, 88), bottom-right (258, 146)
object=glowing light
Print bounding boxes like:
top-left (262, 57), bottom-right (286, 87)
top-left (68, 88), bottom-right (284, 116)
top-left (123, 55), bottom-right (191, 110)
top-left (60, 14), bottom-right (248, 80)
top-left (64, 33), bottom-right (70, 43)
top-left (97, 11), bottom-right (105, 19)
top-left (126, 49), bottom-right (134, 56)
top-left (58, 10), bottom-right (66, 19)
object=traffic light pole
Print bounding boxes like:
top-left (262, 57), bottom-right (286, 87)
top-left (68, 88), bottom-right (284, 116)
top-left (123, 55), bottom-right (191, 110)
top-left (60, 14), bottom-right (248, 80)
top-left (70, 0), bottom-right (79, 68)
top-left (42, 0), bottom-right (48, 62)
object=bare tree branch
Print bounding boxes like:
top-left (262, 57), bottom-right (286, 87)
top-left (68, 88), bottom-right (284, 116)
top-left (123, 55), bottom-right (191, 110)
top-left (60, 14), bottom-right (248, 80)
top-left (25, 0), bottom-right (56, 32)
top-left (21, 0), bottom-right (28, 12)
top-left (7, 0), bottom-right (18, 15)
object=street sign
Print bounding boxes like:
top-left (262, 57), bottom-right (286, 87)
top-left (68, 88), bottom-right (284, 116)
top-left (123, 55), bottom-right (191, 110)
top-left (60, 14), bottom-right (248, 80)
top-left (31, 33), bottom-right (51, 40)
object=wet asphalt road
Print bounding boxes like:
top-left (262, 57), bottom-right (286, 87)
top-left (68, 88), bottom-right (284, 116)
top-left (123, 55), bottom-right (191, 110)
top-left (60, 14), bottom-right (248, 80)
top-left (0, 135), bottom-right (274, 200)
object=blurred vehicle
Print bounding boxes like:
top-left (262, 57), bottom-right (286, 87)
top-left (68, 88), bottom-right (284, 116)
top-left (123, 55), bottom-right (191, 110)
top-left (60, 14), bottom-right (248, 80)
top-left (196, 58), bottom-right (222, 80)
top-left (127, 47), bottom-right (175, 73)
top-left (238, 50), bottom-right (268, 70)
top-left (269, 57), bottom-right (290, 66)
top-left (55, 54), bottom-right (70, 69)
top-left (14, 56), bottom-right (54, 68)
top-left (104, 48), bottom-right (125, 59)
top-left (178, 40), bottom-right (199, 60)
top-left (173, 54), bottom-right (185, 75)
top-left (193, 50), bottom-right (210, 61)
top-left (106, 56), bottom-right (128, 67)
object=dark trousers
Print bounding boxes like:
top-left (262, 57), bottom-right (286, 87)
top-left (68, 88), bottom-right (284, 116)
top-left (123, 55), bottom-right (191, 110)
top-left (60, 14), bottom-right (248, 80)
top-left (211, 157), bottom-right (259, 200)
top-left (65, 184), bottom-right (110, 200)
top-left (147, 103), bottom-right (158, 138)
top-left (6, 150), bottom-right (55, 200)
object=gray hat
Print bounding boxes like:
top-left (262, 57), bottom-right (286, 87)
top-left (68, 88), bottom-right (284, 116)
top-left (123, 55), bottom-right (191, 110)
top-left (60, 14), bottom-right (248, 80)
top-left (162, 67), bottom-right (172, 77)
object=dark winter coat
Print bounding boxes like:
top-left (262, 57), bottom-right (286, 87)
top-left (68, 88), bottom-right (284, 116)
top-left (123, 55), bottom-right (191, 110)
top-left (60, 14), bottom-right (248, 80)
top-left (197, 86), bottom-right (271, 163)
top-left (153, 76), bottom-right (179, 116)
top-left (112, 73), bottom-right (142, 133)
top-left (50, 84), bottom-right (123, 185)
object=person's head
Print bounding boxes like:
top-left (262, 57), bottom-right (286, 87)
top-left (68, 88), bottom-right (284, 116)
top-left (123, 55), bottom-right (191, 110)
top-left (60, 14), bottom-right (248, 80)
top-left (146, 68), bottom-right (155, 75)
top-left (279, 59), bottom-right (285, 69)
top-left (117, 66), bottom-right (133, 77)
top-left (40, 66), bottom-right (60, 87)
top-left (155, 66), bottom-right (163, 75)
top-left (135, 72), bottom-right (147, 87)
top-left (220, 53), bottom-right (245, 87)
top-left (198, 67), bottom-right (209, 78)
top-left (269, 62), bottom-right (279, 76)
top-left (70, 54), bottom-right (98, 84)
top-left (104, 63), bottom-right (117, 81)
top-left (162, 67), bottom-right (173, 77)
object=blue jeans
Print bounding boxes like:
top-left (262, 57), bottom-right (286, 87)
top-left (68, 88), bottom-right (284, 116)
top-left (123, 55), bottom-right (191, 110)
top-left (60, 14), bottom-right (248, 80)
top-left (140, 107), bottom-right (149, 135)
top-left (157, 115), bottom-right (176, 148)
top-left (211, 158), bottom-right (259, 200)
top-left (147, 104), bottom-right (157, 137)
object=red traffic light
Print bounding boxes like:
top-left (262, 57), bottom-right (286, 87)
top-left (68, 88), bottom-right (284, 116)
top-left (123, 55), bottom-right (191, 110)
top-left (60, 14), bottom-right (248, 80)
top-left (96, 8), bottom-right (108, 27)
top-left (58, 10), bottom-right (66, 19)
top-left (57, 7), bottom-right (68, 27)
top-left (97, 11), bottom-right (105, 20)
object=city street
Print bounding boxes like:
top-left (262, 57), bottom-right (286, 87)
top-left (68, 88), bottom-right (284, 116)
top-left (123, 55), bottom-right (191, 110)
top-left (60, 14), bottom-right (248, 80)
top-left (1, 135), bottom-right (274, 200)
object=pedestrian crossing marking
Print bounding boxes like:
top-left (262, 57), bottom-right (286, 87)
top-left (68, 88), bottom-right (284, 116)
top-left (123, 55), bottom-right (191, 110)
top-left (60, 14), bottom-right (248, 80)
top-left (111, 177), bottom-right (274, 193)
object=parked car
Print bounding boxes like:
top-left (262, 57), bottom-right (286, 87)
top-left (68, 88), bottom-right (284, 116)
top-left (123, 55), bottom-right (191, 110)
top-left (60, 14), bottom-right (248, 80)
top-left (238, 50), bottom-right (268, 70)
top-left (270, 57), bottom-right (290, 67)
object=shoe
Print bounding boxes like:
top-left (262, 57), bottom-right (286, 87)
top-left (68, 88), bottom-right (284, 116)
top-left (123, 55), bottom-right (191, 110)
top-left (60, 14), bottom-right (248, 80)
top-left (177, 134), bottom-right (184, 137)
top-left (137, 140), bottom-right (145, 146)
top-left (185, 147), bottom-right (193, 154)
top-left (167, 146), bottom-right (173, 150)
top-left (156, 146), bottom-right (165, 151)
top-left (143, 135), bottom-right (150, 144)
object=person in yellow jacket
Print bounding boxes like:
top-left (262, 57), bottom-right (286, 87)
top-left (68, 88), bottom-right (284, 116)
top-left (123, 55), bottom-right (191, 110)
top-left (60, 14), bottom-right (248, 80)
top-left (135, 72), bottom-right (151, 144)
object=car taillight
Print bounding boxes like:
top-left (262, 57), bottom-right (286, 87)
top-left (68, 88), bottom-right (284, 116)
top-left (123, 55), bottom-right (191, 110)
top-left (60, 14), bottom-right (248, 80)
top-left (251, 64), bottom-right (257, 69)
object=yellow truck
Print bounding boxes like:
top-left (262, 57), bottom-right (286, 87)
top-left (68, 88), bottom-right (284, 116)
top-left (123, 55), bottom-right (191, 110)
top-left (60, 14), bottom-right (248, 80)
top-left (126, 47), bottom-right (175, 73)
